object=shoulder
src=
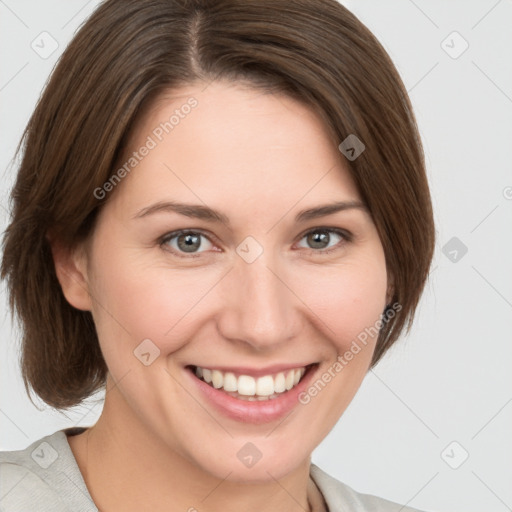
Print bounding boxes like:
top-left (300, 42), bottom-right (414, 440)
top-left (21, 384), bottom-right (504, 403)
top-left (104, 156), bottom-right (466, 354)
top-left (310, 463), bottom-right (429, 512)
top-left (0, 429), bottom-right (96, 512)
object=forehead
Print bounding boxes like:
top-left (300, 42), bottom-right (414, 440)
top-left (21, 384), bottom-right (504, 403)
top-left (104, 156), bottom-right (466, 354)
top-left (107, 81), bottom-right (362, 218)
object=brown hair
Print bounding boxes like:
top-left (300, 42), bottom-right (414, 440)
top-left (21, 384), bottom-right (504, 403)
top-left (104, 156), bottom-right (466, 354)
top-left (1, 0), bottom-right (435, 409)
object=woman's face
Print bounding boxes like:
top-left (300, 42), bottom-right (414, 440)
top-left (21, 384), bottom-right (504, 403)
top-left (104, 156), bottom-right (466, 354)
top-left (74, 80), bottom-right (389, 481)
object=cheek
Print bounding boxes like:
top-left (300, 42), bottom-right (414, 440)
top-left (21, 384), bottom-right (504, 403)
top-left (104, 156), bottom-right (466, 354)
top-left (88, 249), bottom-right (225, 358)
top-left (89, 236), bottom-right (388, 364)
top-left (292, 256), bottom-right (388, 350)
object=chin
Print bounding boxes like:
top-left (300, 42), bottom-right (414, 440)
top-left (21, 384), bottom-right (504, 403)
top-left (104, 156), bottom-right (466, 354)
top-left (189, 438), bottom-right (311, 483)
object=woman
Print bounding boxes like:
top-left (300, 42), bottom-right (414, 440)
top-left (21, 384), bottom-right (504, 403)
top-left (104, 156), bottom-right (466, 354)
top-left (0, 0), bottom-right (435, 510)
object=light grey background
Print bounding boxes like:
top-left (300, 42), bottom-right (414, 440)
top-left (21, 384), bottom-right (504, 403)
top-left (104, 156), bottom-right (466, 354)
top-left (1, 1), bottom-right (511, 512)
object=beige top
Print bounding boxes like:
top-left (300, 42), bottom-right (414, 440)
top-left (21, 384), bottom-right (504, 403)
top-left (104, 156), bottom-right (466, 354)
top-left (0, 428), bottom-right (429, 511)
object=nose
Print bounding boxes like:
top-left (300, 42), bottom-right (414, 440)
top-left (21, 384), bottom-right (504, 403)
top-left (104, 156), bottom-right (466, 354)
top-left (216, 248), bottom-right (302, 351)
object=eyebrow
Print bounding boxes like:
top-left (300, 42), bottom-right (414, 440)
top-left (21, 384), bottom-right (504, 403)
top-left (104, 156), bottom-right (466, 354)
top-left (133, 199), bottom-right (368, 225)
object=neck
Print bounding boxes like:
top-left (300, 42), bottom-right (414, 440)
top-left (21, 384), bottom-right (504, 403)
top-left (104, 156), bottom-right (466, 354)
top-left (68, 380), bottom-right (325, 512)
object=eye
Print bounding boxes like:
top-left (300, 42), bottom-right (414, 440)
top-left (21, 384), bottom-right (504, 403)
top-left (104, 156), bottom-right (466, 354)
top-left (296, 227), bottom-right (351, 255)
top-left (160, 230), bottom-right (216, 258)
top-left (159, 227), bottom-right (351, 259)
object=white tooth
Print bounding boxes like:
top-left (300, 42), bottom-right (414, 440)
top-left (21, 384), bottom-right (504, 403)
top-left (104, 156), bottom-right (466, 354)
top-left (274, 372), bottom-right (286, 393)
top-left (223, 372), bottom-right (238, 392)
top-left (256, 375), bottom-right (275, 396)
top-left (201, 366), bottom-right (306, 396)
top-left (285, 370), bottom-right (295, 390)
top-left (238, 375), bottom-right (256, 396)
top-left (211, 370), bottom-right (223, 389)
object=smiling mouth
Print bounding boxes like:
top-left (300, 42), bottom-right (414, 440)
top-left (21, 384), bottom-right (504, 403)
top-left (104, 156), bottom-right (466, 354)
top-left (187, 363), bottom-right (317, 401)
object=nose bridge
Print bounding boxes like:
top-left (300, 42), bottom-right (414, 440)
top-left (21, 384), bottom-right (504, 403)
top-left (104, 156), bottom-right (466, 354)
top-left (218, 246), bottom-right (299, 348)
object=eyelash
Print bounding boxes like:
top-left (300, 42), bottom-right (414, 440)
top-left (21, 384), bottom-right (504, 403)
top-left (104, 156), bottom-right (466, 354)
top-left (159, 227), bottom-right (352, 259)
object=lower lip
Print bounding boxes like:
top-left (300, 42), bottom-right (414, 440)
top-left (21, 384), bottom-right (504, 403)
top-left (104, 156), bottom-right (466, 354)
top-left (185, 364), bottom-right (318, 424)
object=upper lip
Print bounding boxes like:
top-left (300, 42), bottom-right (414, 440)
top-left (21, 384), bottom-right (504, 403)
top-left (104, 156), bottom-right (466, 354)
top-left (187, 362), bottom-right (317, 378)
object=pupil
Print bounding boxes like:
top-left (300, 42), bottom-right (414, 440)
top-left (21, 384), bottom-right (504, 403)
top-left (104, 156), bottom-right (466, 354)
top-left (178, 233), bottom-right (200, 252)
top-left (309, 231), bottom-right (329, 249)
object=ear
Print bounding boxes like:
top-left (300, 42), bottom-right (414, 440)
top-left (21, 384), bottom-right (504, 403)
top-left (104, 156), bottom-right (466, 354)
top-left (47, 232), bottom-right (93, 311)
